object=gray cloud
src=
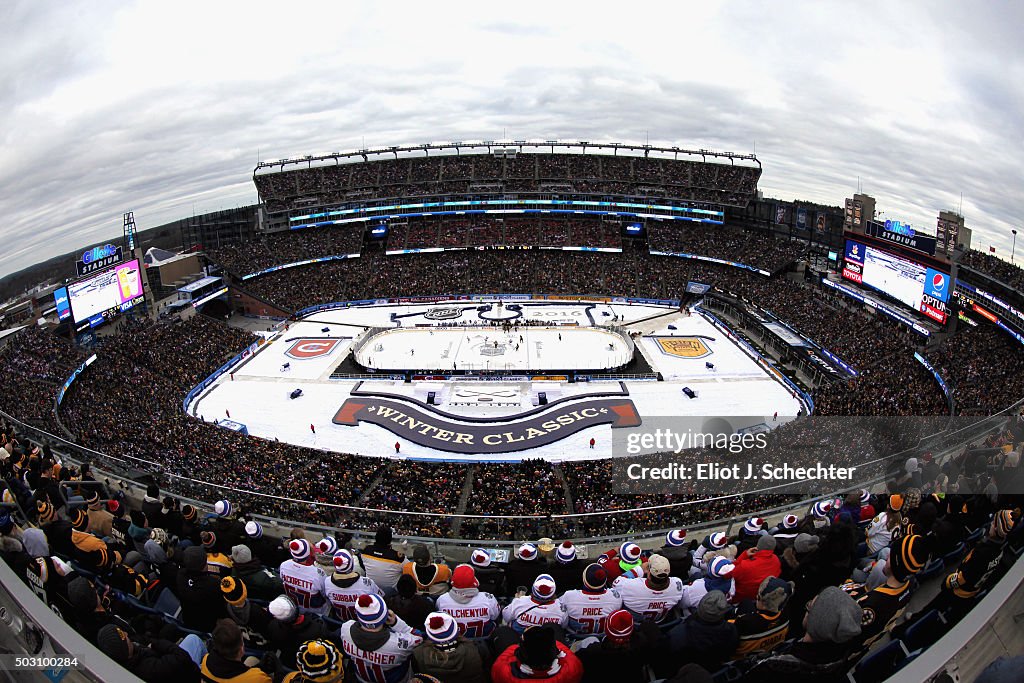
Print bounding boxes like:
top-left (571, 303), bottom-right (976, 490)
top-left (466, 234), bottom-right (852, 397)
top-left (0, 1), bottom-right (1021, 280)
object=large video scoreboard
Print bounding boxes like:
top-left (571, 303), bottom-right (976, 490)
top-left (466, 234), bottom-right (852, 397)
top-left (66, 259), bottom-right (145, 329)
top-left (842, 239), bottom-right (950, 323)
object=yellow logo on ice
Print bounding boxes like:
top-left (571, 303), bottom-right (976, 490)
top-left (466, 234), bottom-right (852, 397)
top-left (655, 337), bottom-right (711, 359)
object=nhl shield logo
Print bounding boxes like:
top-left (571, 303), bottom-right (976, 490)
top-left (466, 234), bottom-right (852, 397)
top-left (285, 339), bottom-right (341, 360)
top-left (424, 307), bottom-right (463, 321)
top-left (655, 337), bottom-right (712, 359)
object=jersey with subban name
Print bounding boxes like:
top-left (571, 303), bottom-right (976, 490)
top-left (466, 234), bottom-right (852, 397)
top-left (560, 588), bottom-right (623, 638)
top-left (278, 560), bottom-right (328, 614)
top-left (339, 619), bottom-right (421, 683)
top-left (436, 591), bottom-right (501, 638)
top-left (502, 596), bottom-right (568, 633)
top-left (614, 577), bottom-right (684, 623)
top-left (324, 576), bottom-right (384, 622)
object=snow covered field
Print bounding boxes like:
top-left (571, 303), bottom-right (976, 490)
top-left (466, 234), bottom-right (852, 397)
top-left (191, 300), bottom-right (802, 462)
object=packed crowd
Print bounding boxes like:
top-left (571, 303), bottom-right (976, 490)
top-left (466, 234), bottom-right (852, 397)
top-left (207, 226), bottom-right (364, 278)
top-left (961, 249), bottom-right (1024, 293)
top-left (1, 417), bottom-right (1020, 682)
top-left (0, 326), bottom-right (86, 435)
top-left (647, 224), bottom-right (804, 273)
top-left (254, 152), bottom-right (762, 214)
top-left (928, 325), bottom-right (1024, 416)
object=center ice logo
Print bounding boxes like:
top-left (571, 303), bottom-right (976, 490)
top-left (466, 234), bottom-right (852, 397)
top-left (285, 339), bottom-right (341, 360)
top-left (655, 337), bottom-right (712, 359)
top-left (424, 307), bottom-right (464, 320)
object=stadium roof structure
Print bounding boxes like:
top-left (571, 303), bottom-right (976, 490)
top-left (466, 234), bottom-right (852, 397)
top-left (254, 140), bottom-right (760, 175)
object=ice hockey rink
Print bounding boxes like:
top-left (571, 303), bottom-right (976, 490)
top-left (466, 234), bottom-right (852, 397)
top-left (190, 299), bottom-right (804, 462)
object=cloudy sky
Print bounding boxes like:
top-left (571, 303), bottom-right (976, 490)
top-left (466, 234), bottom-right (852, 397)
top-left (1, 1), bottom-right (1021, 279)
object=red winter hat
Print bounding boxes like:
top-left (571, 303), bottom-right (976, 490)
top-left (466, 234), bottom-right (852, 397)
top-left (606, 609), bottom-right (634, 644)
top-left (451, 564), bottom-right (478, 590)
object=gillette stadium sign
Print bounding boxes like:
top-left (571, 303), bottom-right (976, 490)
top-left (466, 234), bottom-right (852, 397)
top-left (76, 244), bottom-right (124, 276)
top-left (866, 220), bottom-right (936, 256)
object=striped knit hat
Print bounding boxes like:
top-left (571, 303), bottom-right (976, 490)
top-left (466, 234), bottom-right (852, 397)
top-left (289, 538), bottom-right (312, 562)
top-left (812, 500), bottom-right (832, 518)
top-left (743, 517), bottom-right (765, 535)
top-left (244, 521), bottom-right (263, 538)
top-left (860, 489), bottom-right (872, 506)
top-left (425, 612), bottom-right (459, 648)
top-left (665, 529), bottom-right (687, 547)
top-left (214, 500), bottom-right (232, 517)
top-left (470, 548), bottom-right (491, 568)
top-left (36, 501), bottom-right (56, 524)
top-left (555, 541), bottom-right (576, 564)
top-left (332, 549), bottom-right (355, 575)
top-left (517, 543), bottom-right (538, 561)
top-left (582, 563), bottom-right (608, 591)
top-left (606, 609), bottom-right (634, 644)
top-left (70, 508), bottom-right (88, 531)
top-left (619, 542), bottom-right (642, 564)
top-left (295, 639), bottom-right (344, 683)
top-left (316, 536), bottom-right (338, 557)
top-left (220, 577), bottom-right (247, 607)
top-left (708, 556), bottom-right (735, 578)
top-left (707, 532), bottom-right (728, 550)
top-left (182, 504), bottom-right (197, 522)
top-left (355, 594), bottom-right (388, 627)
top-left (781, 514), bottom-right (800, 530)
top-left (531, 574), bottom-right (557, 602)
top-left (992, 509), bottom-right (1016, 540)
top-left (889, 534), bottom-right (928, 581)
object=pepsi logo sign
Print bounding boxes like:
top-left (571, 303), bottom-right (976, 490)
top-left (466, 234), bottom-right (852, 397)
top-left (932, 273), bottom-right (945, 289)
top-left (285, 339), bottom-right (341, 359)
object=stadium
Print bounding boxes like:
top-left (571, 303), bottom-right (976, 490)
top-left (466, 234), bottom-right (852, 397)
top-left (1, 140), bottom-right (1022, 683)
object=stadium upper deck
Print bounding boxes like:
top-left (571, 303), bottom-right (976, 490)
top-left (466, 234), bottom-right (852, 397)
top-left (254, 141), bottom-right (762, 219)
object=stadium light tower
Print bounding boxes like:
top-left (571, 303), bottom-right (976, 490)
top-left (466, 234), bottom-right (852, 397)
top-left (1013, 229), bottom-right (1018, 264)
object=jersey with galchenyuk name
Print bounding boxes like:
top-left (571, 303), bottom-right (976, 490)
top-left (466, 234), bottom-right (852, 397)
top-left (436, 591), bottom-right (501, 638)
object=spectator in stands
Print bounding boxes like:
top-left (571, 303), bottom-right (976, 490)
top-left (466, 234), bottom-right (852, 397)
top-left (505, 542), bottom-right (547, 597)
top-left (412, 611), bottom-right (487, 683)
top-left (284, 639), bottom-right (345, 683)
top-left (491, 625), bottom-right (583, 683)
top-left (576, 609), bottom-right (663, 683)
top-left (403, 544), bottom-right (452, 595)
top-left (729, 535), bottom-right (781, 605)
top-left (176, 545), bottom-right (226, 633)
top-left (230, 544), bottom-right (282, 601)
top-left (220, 577), bottom-right (272, 652)
top-left (435, 564), bottom-right (501, 638)
top-left (340, 594), bottom-right (422, 683)
top-left (388, 573), bottom-right (435, 631)
top-left (548, 541), bottom-right (584, 593)
top-left (95, 623), bottom-right (202, 682)
top-left (266, 595), bottom-right (336, 671)
top-left (664, 590), bottom-right (738, 674)
top-left (470, 548), bottom-right (506, 596)
top-left (361, 525), bottom-right (406, 590)
top-left (200, 619), bottom-right (274, 683)
top-left (730, 577), bottom-right (793, 659)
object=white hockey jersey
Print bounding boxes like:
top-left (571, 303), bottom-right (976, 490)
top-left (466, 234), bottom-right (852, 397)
top-left (615, 577), bottom-right (684, 624)
top-left (501, 596), bottom-right (568, 633)
top-left (436, 590), bottom-right (501, 638)
top-left (339, 617), bottom-right (421, 683)
top-left (560, 588), bottom-right (623, 638)
top-left (324, 575), bottom-right (384, 622)
top-left (279, 559), bottom-right (328, 615)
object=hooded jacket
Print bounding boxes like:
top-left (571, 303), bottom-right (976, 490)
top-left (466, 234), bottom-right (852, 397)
top-left (730, 549), bottom-right (781, 604)
top-left (412, 640), bottom-right (486, 683)
top-left (123, 637), bottom-right (201, 683)
top-left (491, 641), bottom-right (584, 683)
top-left (233, 559), bottom-right (284, 602)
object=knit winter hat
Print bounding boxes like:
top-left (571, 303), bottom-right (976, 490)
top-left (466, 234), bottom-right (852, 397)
top-left (860, 489), bottom-right (872, 506)
top-left (582, 563), bottom-right (608, 591)
top-left (666, 529), bottom-right (688, 547)
top-left (806, 586), bottom-right (863, 644)
top-left (697, 590), bottom-right (731, 623)
top-left (888, 494), bottom-right (905, 512)
top-left (555, 541), bottom-right (576, 564)
top-left (756, 534), bottom-right (777, 552)
top-left (619, 542), bottom-right (642, 564)
top-left (96, 625), bottom-right (132, 663)
top-left (355, 593), bottom-right (388, 627)
top-left (992, 509), bottom-right (1016, 540)
top-left (531, 574), bottom-right (557, 602)
top-left (743, 517), bottom-right (765, 535)
top-left (470, 548), bottom-right (491, 568)
top-left (230, 545), bottom-right (252, 565)
top-left (315, 536), bottom-right (338, 557)
top-left (201, 531), bottom-right (217, 549)
top-left (518, 626), bottom-right (558, 669)
top-left (332, 549), bottom-right (355, 575)
top-left (811, 500), bottom-right (832, 518)
top-left (757, 577), bottom-right (794, 613)
top-left (70, 508), bottom-right (88, 532)
top-left (67, 576), bottom-right (97, 610)
top-left (605, 609), bottom-right (634, 644)
top-left (425, 611), bottom-right (459, 647)
top-left (780, 514), bottom-right (799, 530)
top-left (269, 595), bottom-right (298, 622)
top-left (85, 489), bottom-right (101, 508)
top-left (708, 556), bottom-right (734, 579)
top-left (707, 532), bottom-right (728, 549)
top-left (36, 500), bottom-right (56, 524)
top-left (220, 576), bottom-right (247, 607)
top-left (517, 542), bottom-right (539, 561)
top-left (794, 533), bottom-right (820, 554)
top-left (214, 500), bottom-right (232, 517)
top-left (289, 538), bottom-right (312, 562)
top-left (182, 545), bottom-right (207, 572)
top-left (451, 564), bottom-right (478, 590)
top-left (295, 639), bottom-right (344, 683)
top-left (889, 534), bottom-right (929, 581)
top-left (244, 520), bottom-right (263, 538)
top-left (182, 504), bottom-right (197, 522)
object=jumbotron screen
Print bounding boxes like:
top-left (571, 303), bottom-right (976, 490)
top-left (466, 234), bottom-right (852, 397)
top-left (68, 259), bottom-right (145, 326)
top-left (842, 239), bottom-right (950, 323)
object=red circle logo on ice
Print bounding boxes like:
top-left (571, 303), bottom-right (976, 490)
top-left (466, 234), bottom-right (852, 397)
top-left (285, 339), bottom-right (341, 360)
top-left (932, 273), bottom-right (945, 289)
